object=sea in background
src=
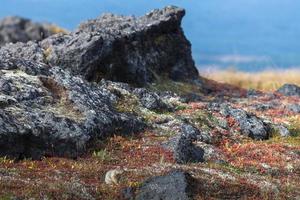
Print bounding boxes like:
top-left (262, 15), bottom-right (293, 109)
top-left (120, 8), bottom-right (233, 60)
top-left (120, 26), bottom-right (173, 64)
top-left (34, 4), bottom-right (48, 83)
top-left (1, 0), bottom-right (300, 72)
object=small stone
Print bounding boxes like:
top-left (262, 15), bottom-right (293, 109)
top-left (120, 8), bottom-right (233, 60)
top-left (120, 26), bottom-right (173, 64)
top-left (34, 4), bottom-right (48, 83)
top-left (165, 124), bottom-right (205, 164)
top-left (275, 125), bottom-right (291, 137)
top-left (286, 104), bottom-right (300, 113)
top-left (136, 170), bottom-right (193, 200)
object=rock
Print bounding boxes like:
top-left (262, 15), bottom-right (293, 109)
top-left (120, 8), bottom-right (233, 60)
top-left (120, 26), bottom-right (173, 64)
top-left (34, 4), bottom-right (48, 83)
top-left (98, 80), bottom-right (174, 112)
top-left (275, 125), bottom-right (291, 137)
top-left (196, 130), bottom-right (212, 144)
top-left (121, 187), bottom-right (135, 200)
top-left (0, 56), bottom-right (50, 75)
top-left (136, 170), bottom-right (193, 200)
top-left (64, 178), bottom-right (95, 200)
top-left (247, 89), bottom-right (261, 97)
top-left (0, 42), bottom-right (45, 63)
top-left (165, 124), bottom-right (205, 164)
top-left (40, 6), bottom-right (199, 86)
top-left (133, 88), bottom-right (173, 112)
top-left (286, 104), bottom-right (300, 113)
top-left (277, 84), bottom-right (300, 97)
top-left (180, 93), bottom-right (203, 103)
top-left (220, 104), bottom-right (271, 140)
top-left (252, 102), bottom-right (277, 111)
top-left (0, 16), bottom-right (63, 46)
top-left (0, 58), bottom-right (144, 159)
top-left (196, 143), bottom-right (226, 163)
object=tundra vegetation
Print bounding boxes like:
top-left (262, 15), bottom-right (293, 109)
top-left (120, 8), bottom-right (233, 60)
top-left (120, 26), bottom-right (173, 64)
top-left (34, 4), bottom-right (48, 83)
top-left (0, 6), bottom-right (299, 200)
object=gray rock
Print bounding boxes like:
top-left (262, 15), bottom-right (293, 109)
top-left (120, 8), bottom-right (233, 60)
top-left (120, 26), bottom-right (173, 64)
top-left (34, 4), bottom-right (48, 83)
top-left (275, 125), bottom-right (291, 137)
top-left (0, 16), bottom-right (59, 46)
top-left (0, 58), bottom-right (144, 159)
top-left (98, 80), bottom-right (174, 112)
top-left (133, 88), bottom-right (173, 112)
top-left (180, 93), bottom-right (203, 103)
top-left (277, 84), bottom-right (300, 97)
top-left (136, 170), bottom-right (193, 200)
top-left (252, 102), bottom-right (277, 111)
top-left (286, 104), bottom-right (300, 113)
top-left (166, 124), bottom-right (204, 164)
top-left (220, 104), bottom-right (271, 140)
top-left (40, 6), bottom-right (199, 86)
top-left (0, 7), bottom-right (200, 160)
top-left (196, 130), bottom-right (212, 144)
top-left (0, 56), bottom-right (50, 75)
top-left (0, 42), bottom-right (45, 63)
top-left (121, 187), bottom-right (135, 200)
top-left (247, 89), bottom-right (261, 97)
top-left (196, 143), bottom-right (226, 163)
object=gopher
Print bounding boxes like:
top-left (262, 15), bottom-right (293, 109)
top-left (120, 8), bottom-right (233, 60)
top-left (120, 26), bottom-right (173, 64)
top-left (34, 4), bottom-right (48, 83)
top-left (105, 168), bottom-right (124, 185)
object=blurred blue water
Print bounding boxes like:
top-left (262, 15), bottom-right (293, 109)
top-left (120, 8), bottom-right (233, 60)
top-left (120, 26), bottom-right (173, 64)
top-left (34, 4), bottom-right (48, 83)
top-left (1, 0), bottom-right (300, 71)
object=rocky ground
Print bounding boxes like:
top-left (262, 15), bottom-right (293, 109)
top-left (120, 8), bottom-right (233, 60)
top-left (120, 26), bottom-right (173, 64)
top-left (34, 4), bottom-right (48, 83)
top-left (0, 6), bottom-right (299, 200)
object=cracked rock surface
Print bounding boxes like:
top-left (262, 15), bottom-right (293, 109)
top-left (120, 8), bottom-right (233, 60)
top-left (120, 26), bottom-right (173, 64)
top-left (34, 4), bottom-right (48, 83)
top-left (0, 58), bottom-right (144, 159)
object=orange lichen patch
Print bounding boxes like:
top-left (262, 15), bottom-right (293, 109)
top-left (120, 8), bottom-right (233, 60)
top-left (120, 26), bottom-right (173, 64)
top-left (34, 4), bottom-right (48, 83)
top-left (227, 116), bottom-right (237, 128)
top-left (104, 134), bottom-right (175, 168)
top-left (221, 141), bottom-right (300, 173)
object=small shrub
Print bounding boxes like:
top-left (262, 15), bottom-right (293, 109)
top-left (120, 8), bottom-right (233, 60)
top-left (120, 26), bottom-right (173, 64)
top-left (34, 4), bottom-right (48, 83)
top-left (92, 149), bottom-right (112, 162)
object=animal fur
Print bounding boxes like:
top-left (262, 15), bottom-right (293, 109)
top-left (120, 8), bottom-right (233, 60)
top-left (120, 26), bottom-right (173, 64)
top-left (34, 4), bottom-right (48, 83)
top-left (105, 169), bottom-right (124, 185)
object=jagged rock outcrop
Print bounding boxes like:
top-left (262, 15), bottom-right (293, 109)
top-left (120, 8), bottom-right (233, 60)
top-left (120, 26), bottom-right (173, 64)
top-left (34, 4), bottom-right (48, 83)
top-left (0, 6), bottom-right (201, 160)
top-left (0, 6), bottom-right (199, 86)
top-left (0, 16), bottom-right (64, 46)
top-left (0, 58), bottom-right (144, 159)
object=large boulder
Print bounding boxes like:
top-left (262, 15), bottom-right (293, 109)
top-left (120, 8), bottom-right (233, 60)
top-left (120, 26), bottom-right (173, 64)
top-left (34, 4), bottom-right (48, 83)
top-left (0, 6), bottom-right (200, 159)
top-left (0, 58), bottom-right (144, 159)
top-left (40, 6), bottom-right (199, 86)
top-left (0, 16), bottom-right (63, 46)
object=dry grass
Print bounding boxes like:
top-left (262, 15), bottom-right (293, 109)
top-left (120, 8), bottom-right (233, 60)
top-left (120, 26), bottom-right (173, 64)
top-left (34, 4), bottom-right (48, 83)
top-left (202, 69), bottom-right (300, 91)
top-left (47, 24), bottom-right (68, 34)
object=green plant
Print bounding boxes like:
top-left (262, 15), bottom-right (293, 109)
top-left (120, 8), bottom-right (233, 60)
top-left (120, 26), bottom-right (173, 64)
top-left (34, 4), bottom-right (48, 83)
top-left (0, 156), bottom-right (13, 164)
top-left (0, 194), bottom-right (14, 200)
top-left (92, 149), bottom-right (112, 162)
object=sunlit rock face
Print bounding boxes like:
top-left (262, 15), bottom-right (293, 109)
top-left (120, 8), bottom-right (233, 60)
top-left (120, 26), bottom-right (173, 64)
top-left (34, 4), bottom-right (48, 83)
top-left (40, 6), bottom-right (199, 86)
